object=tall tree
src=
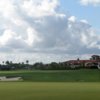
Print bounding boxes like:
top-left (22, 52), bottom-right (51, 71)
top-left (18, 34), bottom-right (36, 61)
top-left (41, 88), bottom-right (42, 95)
top-left (6, 61), bottom-right (10, 65)
top-left (26, 60), bottom-right (29, 65)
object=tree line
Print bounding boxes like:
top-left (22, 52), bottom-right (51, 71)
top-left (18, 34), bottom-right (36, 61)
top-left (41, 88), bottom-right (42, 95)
top-left (0, 60), bottom-right (76, 70)
top-left (0, 60), bottom-right (97, 71)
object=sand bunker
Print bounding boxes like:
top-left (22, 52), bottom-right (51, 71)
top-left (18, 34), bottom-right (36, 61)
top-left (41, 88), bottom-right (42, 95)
top-left (0, 76), bottom-right (22, 81)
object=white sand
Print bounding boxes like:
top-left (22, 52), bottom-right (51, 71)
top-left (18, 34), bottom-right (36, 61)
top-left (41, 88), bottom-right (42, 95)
top-left (0, 76), bottom-right (22, 81)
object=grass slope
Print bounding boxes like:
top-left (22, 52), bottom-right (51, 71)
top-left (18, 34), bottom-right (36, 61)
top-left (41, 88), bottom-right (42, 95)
top-left (0, 82), bottom-right (100, 100)
top-left (0, 69), bottom-right (100, 82)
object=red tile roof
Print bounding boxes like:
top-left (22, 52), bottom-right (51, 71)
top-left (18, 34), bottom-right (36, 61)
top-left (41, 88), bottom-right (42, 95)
top-left (67, 60), bottom-right (100, 64)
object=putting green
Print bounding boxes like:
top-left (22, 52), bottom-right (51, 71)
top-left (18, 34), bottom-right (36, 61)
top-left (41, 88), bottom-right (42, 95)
top-left (0, 82), bottom-right (100, 100)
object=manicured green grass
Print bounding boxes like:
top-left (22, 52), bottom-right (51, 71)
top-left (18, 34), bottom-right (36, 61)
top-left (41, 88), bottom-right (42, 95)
top-left (0, 82), bottom-right (100, 100)
top-left (0, 69), bottom-right (100, 82)
top-left (0, 70), bottom-right (100, 100)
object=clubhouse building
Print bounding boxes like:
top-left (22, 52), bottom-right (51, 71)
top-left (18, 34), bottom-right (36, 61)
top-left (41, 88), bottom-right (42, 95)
top-left (66, 55), bottom-right (100, 69)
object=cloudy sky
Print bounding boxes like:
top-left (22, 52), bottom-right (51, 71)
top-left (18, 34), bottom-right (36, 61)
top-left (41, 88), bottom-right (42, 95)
top-left (0, 0), bottom-right (100, 64)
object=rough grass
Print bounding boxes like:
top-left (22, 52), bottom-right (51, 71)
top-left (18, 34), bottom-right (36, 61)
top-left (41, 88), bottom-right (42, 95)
top-left (0, 69), bottom-right (100, 82)
top-left (0, 82), bottom-right (100, 100)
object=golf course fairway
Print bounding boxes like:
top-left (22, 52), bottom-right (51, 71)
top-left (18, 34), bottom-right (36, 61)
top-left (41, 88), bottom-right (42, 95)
top-left (0, 82), bottom-right (100, 100)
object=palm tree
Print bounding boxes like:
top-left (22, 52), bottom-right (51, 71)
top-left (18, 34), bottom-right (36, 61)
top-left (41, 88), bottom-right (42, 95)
top-left (26, 60), bottom-right (30, 70)
top-left (26, 60), bottom-right (29, 65)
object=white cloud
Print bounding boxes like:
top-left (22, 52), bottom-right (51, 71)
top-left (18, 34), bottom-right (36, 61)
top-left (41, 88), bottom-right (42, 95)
top-left (80, 0), bottom-right (100, 6)
top-left (0, 0), bottom-right (100, 63)
top-left (80, 19), bottom-right (89, 24)
top-left (22, 0), bottom-right (59, 17)
top-left (0, 29), bottom-right (17, 46)
top-left (25, 27), bottom-right (41, 46)
top-left (68, 16), bottom-right (77, 22)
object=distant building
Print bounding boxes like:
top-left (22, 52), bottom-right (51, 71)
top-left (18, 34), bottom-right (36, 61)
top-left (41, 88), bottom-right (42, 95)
top-left (66, 55), bottom-right (100, 69)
